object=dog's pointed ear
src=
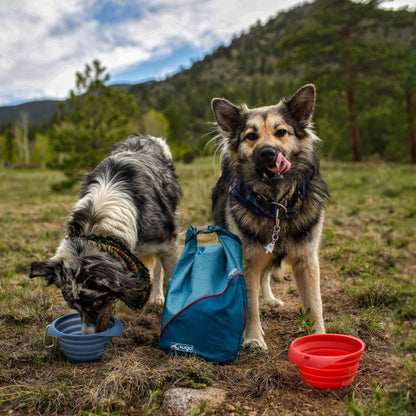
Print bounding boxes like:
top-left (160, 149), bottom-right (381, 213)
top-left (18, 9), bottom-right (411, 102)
top-left (285, 84), bottom-right (316, 128)
top-left (93, 269), bottom-right (151, 310)
top-left (211, 98), bottom-right (241, 134)
top-left (29, 261), bottom-right (62, 286)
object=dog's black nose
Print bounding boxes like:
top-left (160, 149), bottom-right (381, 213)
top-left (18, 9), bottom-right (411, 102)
top-left (259, 147), bottom-right (277, 164)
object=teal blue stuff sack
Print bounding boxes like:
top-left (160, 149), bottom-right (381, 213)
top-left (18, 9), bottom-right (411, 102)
top-left (160, 225), bottom-right (247, 363)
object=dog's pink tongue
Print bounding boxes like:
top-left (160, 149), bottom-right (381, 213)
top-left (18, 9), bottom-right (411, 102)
top-left (268, 152), bottom-right (291, 175)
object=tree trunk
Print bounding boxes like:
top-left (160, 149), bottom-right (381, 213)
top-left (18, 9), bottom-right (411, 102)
top-left (18, 112), bottom-right (30, 164)
top-left (345, 29), bottom-right (361, 161)
top-left (406, 92), bottom-right (416, 163)
top-left (347, 89), bottom-right (361, 161)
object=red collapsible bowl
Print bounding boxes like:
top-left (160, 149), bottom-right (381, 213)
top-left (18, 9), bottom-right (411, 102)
top-left (288, 334), bottom-right (365, 389)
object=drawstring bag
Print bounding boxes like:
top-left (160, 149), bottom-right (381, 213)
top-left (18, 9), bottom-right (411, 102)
top-left (160, 225), bottom-right (246, 363)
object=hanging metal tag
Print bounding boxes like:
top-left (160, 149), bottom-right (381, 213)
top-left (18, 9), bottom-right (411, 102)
top-left (265, 209), bottom-right (281, 254)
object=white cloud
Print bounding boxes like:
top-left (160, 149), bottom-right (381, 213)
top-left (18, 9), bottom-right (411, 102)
top-left (0, 0), bottom-right (414, 105)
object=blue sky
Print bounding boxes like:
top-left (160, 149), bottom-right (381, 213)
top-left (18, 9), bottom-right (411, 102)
top-left (110, 45), bottom-right (205, 85)
top-left (0, 0), bottom-right (414, 106)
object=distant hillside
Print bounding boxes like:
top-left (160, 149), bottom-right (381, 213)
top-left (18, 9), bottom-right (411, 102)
top-left (128, 0), bottom-right (416, 160)
top-left (1, 0), bottom-right (415, 161)
top-left (0, 2), bottom-right (317, 130)
top-left (0, 84), bottom-right (133, 127)
top-left (0, 100), bottom-right (59, 126)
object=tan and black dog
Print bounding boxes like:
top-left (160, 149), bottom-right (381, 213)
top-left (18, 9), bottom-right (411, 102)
top-left (211, 84), bottom-right (329, 350)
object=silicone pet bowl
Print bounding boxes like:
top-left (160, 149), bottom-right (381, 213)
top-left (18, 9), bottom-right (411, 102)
top-left (288, 334), bottom-right (365, 389)
top-left (46, 312), bottom-right (123, 363)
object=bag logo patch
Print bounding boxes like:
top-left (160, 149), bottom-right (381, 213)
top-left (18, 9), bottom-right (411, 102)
top-left (228, 268), bottom-right (238, 277)
top-left (170, 342), bottom-right (194, 353)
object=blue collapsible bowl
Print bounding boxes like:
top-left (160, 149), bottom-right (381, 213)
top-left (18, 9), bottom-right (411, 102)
top-left (46, 312), bottom-right (123, 363)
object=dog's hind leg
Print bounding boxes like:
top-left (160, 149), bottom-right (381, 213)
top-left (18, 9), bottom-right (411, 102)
top-left (261, 270), bottom-right (284, 306)
top-left (149, 242), bottom-right (177, 306)
top-left (159, 242), bottom-right (177, 280)
top-left (149, 260), bottom-right (164, 306)
top-left (289, 251), bottom-right (325, 334)
top-left (139, 255), bottom-right (164, 306)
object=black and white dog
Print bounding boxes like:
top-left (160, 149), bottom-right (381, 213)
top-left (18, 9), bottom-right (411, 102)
top-left (30, 135), bottom-right (181, 333)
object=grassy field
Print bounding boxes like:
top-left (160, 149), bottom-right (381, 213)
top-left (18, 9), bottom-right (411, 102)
top-left (0, 159), bottom-right (415, 415)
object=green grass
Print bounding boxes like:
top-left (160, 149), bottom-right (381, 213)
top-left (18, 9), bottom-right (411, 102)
top-left (0, 159), bottom-right (415, 415)
top-left (321, 162), bottom-right (416, 415)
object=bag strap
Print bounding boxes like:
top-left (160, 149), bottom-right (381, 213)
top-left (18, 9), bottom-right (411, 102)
top-left (185, 225), bottom-right (242, 245)
top-left (193, 225), bottom-right (215, 235)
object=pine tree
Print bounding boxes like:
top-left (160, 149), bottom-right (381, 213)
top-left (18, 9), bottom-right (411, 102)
top-left (278, 0), bottom-right (385, 161)
top-left (368, 6), bottom-right (416, 162)
top-left (406, 51), bottom-right (416, 163)
top-left (51, 60), bottom-right (138, 189)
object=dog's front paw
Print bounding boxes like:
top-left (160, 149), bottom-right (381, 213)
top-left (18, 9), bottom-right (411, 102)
top-left (149, 295), bottom-right (165, 307)
top-left (313, 325), bottom-right (325, 335)
top-left (243, 337), bottom-right (268, 351)
top-left (262, 295), bottom-right (284, 307)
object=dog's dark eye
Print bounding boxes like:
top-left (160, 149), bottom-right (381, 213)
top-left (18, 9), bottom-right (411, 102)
top-left (275, 129), bottom-right (287, 138)
top-left (245, 132), bottom-right (258, 141)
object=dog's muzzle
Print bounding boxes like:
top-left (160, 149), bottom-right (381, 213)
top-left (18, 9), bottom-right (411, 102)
top-left (256, 147), bottom-right (291, 181)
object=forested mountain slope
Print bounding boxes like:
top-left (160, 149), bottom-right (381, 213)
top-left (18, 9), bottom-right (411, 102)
top-left (1, 0), bottom-right (415, 161)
